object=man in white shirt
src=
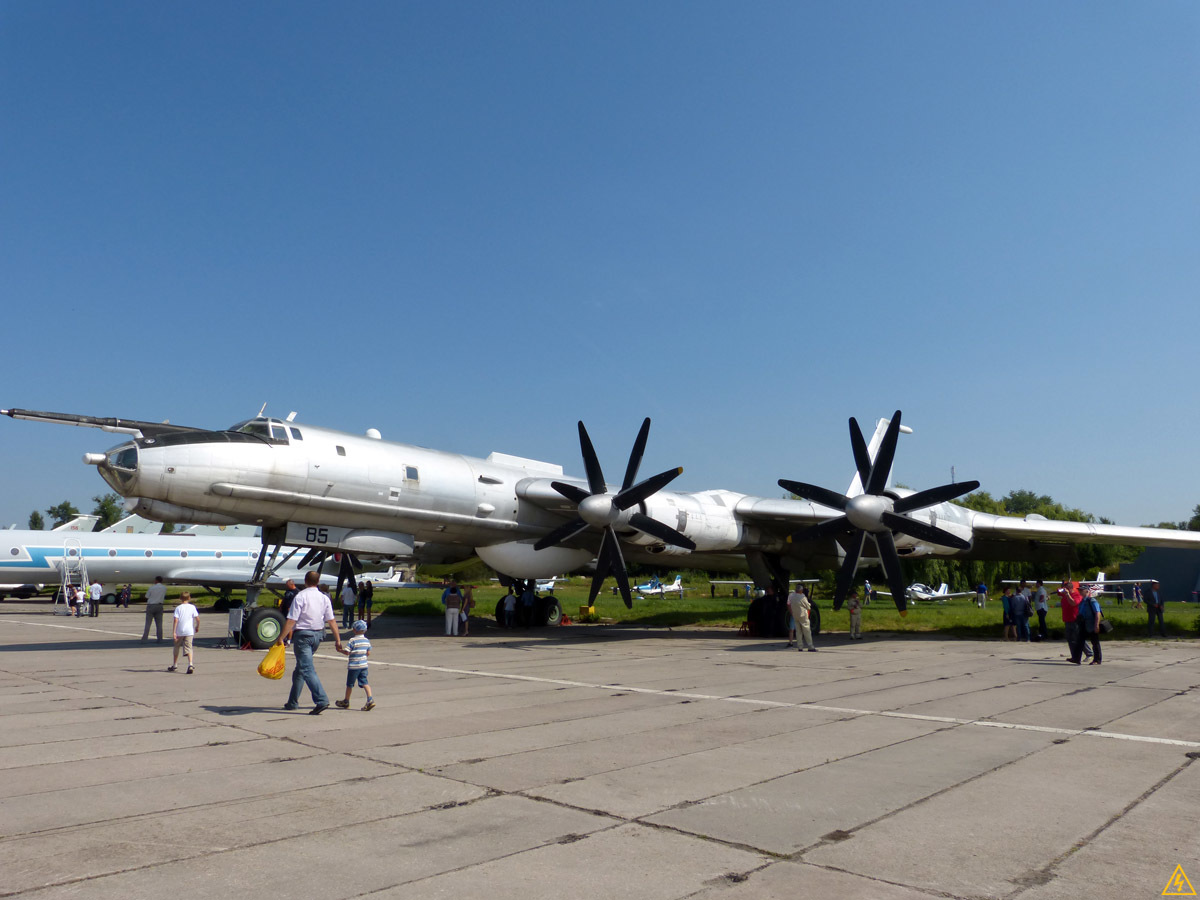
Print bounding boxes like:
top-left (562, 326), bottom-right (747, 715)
top-left (142, 576), bottom-right (168, 642)
top-left (89, 581), bottom-right (103, 617)
top-left (169, 591), bottom-right (200, 674)
top-left (278, 570), bottom-right (342, 714)
top-left (788, 586), bottom-right (816, 651)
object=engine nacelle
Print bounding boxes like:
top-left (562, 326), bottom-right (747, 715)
top-left (124, 497), bottom-right (243, 527)
top-left (475, 541), bottom-right (593, 579)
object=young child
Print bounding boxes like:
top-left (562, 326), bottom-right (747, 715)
top-left (336, 619), bottom-right (374, 710)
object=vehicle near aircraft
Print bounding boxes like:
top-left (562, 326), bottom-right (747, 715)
top-left (8, 406), bottom-right (1200, 628)
top-left (635, 574), bottom-right (684, 597)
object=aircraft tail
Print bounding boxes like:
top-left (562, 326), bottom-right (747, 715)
top-left (51, 515), bottom-right (100, 532)
top-left (937, 583), bottom-right (949, 595)
top-left (846, 415), bottom-right (914, 496)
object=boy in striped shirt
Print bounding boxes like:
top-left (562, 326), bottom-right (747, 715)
top-left (335, 620), bottom-right (375, 710)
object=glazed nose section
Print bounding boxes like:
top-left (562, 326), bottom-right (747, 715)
top-left (94, 441), bottom-right (140, 493)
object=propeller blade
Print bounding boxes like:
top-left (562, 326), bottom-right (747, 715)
top-left (881, 512), bottom-right (972, 550)
top-left (297, 548), bottom-right (321, 568)
top-left (629, 512), bottom-right (697, 550)
top-left (533, 517), bottom-right (590, 551)
top-left (832, 531), bottom-right (867, 611)
top-left (587, 535), bottom-right (612, 606)
top-left (789, 515), bottom-right (855, 543)
top-left (778, 479), bottom-right (849, 511)
top-left (349, 552), bottom-right (363, 571)
top-left (892, 480), bottom-right (981, 514)
top-left (605, 527), bottom-right (633, 608)
top-left (551, 481), bottom-right (591, 505)
top-left (873, 530), bottom-right (909, 615)
top-left (848, 417), bottom-right (872, 491)
top-left (865, 411), bottom-right (903, 495)
top-left (578, 421), bottom-right (608, 495)
top-left (614, 466), bottom-right (683, 510)
top-left (622, 418), bottom-right (651, 492)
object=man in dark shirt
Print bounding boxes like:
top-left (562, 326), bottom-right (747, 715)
top-left (1145, 580), bottom-right (1166, 637)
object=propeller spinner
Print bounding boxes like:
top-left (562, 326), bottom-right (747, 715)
top-left (780, 411), bottom-right (979, 615)
top-left (534, 418), bottom-right (696, 608)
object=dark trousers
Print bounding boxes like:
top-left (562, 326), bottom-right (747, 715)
top-left (1079, 627), bottom-right (1101, 663)
top-left (1147, 605), bottom-right (1165, 636)
top-left (1065, 621), bottom-right (1092, 660)
top-left (1036, 609), bottom-right (1047, 638)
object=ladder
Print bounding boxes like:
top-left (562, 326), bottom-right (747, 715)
top-left (56, 539), bottom-right (90, 615)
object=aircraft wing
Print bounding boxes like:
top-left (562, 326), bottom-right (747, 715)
top-left (968, 512), bottom-right (1200, 549)
top-left (0, 408), bottom-right (206, 440)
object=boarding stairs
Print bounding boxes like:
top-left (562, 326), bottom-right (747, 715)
top-left (54, 539), bottom-right (90, 616)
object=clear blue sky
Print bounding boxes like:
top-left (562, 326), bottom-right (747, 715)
top-left (2, 2), bottom-right (1198, 529)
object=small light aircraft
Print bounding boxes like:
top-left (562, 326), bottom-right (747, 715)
top-left (9, 406), bottom-right (1200, 636)
top-left (635, 574), bottom-right (684, 597)
top-left (875, 582), bottom-right (978, 603)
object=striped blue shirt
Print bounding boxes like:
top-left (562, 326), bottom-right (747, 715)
top-left (346, 635), bottom-right (370, 670)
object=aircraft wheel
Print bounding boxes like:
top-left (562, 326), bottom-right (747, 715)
top-left (810, 603), bottom-right (821, 637)
top-left (541, 597), bottom-right (562, 627)
top-left (102, 593), bottom-right (118, 605)
top-left (244, 608), bottom-right (285, 649)
top-left (494, 599), bottom-right (506, 626)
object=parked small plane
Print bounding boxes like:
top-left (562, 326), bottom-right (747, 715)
top-left (876, 582), bottom-right (977, 603)
top-left (8, 406), bottom-right (1200, 637)
top-left (635, 574), bottom-right (684, 597)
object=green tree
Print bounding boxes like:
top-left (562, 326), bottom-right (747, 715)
top-left (91, 493), bottom-right (124, 530)
top-left (27, 510), bottom-right (44, 530)
top-left (45, 501), bottom-right (81, 529)
top-left (1187, 504), bottom-right (1200, 532)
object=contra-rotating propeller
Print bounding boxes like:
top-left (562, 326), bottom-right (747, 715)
top-left (779, 411), bottom-right (979, 615)
top-left (534, 418), bottom-right (696, 608)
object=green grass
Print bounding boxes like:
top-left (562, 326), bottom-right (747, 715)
top-left (107, 580), bottom-right (1200, 640)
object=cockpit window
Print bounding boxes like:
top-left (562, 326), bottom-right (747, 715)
top-left (289, 428), bottom-right (303, 441)
top-left (107, 446), bottom-right (138, 470)
top-left (226, 419), bottom-right (287, 445)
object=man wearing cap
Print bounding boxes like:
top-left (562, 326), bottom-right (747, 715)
top-left (1145, 580), bottom-right (1166, 637)
top-left (277, 570), bottom-right (342, 714)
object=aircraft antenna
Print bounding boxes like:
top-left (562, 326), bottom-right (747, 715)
top-left (257, 403), bottom-right (267, 418)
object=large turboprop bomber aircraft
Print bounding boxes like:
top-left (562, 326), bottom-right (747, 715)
top-left (7, 407), bottom-right (1200, 631)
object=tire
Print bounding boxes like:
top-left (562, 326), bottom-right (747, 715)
top-left (244, 608), bottom-right (285, 649)
top-left (102, 593), bottom-right (118, 606)
top-left (810, 603), bottom-right (821, 637)
top-left (540, 597), bottom-right (562, 627)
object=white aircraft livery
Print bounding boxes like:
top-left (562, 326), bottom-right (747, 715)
top-left (7, 406), bottom-right (1200, 633)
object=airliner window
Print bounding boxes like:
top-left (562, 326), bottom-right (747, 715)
top-left (336, 446), bottom-right (347, 457)
top-left (406, 466), bottom-right (419, 481)
top-left (9, 548), bottom-right (18, 556)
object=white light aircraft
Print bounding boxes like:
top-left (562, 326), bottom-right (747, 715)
top-left (876, 582), bottom-right (978, 603)
top-left (635, 574), bottom-right (684, 597)
top-left (8, 407), bottom-right (1200, 637)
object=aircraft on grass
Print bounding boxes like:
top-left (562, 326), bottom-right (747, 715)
top-left (8, 406), bottom-right (1200, 644)
top-left (875, 582), bottom-right (978, 603)
top-left (635, 574), bottom-right (684, 597)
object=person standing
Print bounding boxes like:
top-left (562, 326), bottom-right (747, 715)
top-left (976, 581), bottom-right (988, 609)
top-left (1033, 580), bottom-right (1049, 640)
top-left (460, 586), bottom-right (475, 636)
top-left (1132, 583), bottom-right (1144, 610)
top-left (443, 586), bottom-right (462, 635)
top-left (119, 584), bottom-right (132, 609)
top-left (847, 588), bottom-right (863, 640)
top-left (788, 585), bottom-right (816, 651)
top-left (278, 570), bottom-right (342, 714)
top-left (143, 576), bottom-right (167, 642)
top-left (502, 587), bottom-right (517, 628)
top-left (89, 581), bottom-right (103, 616)
top-left (339, 580), bottom-right (357, 629)
top-left (1145, 580), bottom-right (1166, 637)
top-left (1075, 586), bottom-right (1103, 665)
top-left (168, 591), bottom-right (199, 674)
top-left (1059, 579), bottom-right (1089, 663)
top-left (357, 580), bottom-right (374, 628)
top-left (1000, 586), bottom-right (1016, 641)
top-left (1010, 585), bottom-right (1031, 642)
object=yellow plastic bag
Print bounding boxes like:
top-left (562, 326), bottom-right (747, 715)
top-left (257, 643), bottom-right (287, 680)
